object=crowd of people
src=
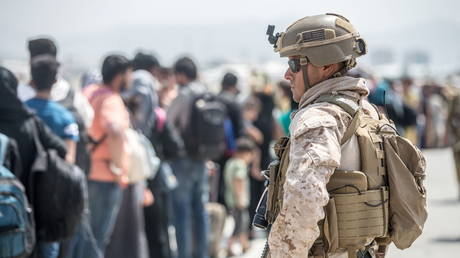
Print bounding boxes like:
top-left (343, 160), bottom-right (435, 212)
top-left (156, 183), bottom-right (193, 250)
top-left (354, 70), bottom-right (457, 149)
top-left (0, 35), bottom-right (458, 258)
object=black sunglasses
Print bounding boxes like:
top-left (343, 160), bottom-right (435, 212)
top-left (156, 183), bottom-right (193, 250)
top-left (288, 58), bottom-right (302, 73)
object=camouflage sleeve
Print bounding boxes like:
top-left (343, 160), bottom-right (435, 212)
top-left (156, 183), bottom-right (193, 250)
top-left (268, 104), bottom-right (350, 258)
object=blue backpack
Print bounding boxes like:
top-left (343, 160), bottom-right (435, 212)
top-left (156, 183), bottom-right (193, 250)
top-left (0, 133), bottom-right (35, 258)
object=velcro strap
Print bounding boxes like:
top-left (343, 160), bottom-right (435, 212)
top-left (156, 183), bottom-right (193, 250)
top-left (315, 94), bottom-right (360, 116)
top-left (341, 111), bottom-right (361, 145)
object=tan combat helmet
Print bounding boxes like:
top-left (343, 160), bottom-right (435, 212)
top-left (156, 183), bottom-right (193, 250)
top-left (267, 13), bottom-right (367, 90)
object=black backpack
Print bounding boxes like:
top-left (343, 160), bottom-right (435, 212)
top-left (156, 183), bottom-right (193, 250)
top-left (30, 118), bottom-right (87, 242)
top-left (184, 93), bottom-right (227, 160)
top-left (58, 88), bottom-right (92, 175)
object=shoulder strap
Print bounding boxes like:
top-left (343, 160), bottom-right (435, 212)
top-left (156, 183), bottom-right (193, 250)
top-left (314, 94), bottom-right (361, 145)
top-left (88, 134), bottom-right (108, 153)
top-left (0, 133), bottom-right (9, 166)
top-left (315, 94), bottom-right (360, 116)
top-left (32, 117), bottom-right (46, 154)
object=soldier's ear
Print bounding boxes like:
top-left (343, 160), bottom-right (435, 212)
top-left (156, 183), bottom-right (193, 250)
top-left (323, 63), bottom-right (341, 77)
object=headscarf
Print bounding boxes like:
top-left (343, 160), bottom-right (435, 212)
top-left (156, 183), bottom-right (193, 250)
top-left (0, 66), bottom-right (33, 121)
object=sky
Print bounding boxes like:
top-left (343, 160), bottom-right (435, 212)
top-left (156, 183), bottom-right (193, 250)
top-left (1, 0), bottom-right (460, 75)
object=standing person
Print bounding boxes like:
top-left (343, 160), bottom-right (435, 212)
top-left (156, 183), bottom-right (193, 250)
top-left (0, 66), bottom-right (69, 258)
top-left (262, 14), bottom-right (389, 257)
top-left (83, 54), bottom-right (132, 257)
top-left (23, 37), bottom-right (94, 129)
top-left (158, 67), bottom-right (178, 109)
top-left (224, 139), bottom-right (254, 256)
top-left (25, 55), bottom-right (78, 257)
top-left (247, 76), bottom-right (277, 230)
top-left (123, 52), bottom-right (180, 258)
top-left (0, 64), bottom-right (67, 199)
top-left (105, 51), bottom-right (159, 258)
top-left (167, 57), bottom-right (210, 258)
top-left (216, 72), bottom-right (245, 207)
top-left (26, 55), bottom-right (79, 163)
top-left (22, 37), bottom-right (94, 176)
top-left (219, 72), bottom-right (245, 140)
top-left (122, 51), bottom-right (160, 136)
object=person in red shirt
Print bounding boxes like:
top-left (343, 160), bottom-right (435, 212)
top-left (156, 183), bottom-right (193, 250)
top-left (82, 55), bottom-right (132, 257)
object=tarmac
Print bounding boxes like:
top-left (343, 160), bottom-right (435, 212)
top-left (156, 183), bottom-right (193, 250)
top-left (237, 148), bottom-right (460, 258)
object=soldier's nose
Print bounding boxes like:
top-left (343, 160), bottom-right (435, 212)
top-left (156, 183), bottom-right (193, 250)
top-left (284, 68), bottom-right (293, 81)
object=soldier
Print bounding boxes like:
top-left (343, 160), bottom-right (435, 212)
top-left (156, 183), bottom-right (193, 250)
top-left (264, 13), bottom-right (377, 257)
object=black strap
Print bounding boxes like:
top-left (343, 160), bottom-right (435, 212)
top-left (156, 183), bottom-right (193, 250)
top-left (32, 117), bottom-right (46, 154)
top-left (89, 134), bottom-right (108, 153)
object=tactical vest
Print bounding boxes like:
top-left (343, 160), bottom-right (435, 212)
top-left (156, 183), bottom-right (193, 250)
top-left (265, 94), bottom-right (427, 258)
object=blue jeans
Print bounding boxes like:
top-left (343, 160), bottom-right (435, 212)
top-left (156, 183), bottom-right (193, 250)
top-left (38, 242), bottom-right (59, 258)
top-left (87, 180), bottom-right (123, 257)
top-left (170, 157), bottom-right (209, 258)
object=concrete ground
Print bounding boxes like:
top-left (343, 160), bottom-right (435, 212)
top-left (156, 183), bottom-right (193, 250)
top-left (235, 148), bottom-right (460, 258)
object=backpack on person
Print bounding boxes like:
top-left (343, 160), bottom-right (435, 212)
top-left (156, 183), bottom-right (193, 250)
top-left (0, 133), bottom-right (35, 258)
top-left (184, 93), bottom-right (227, 160)
top-left (30, 118), bottom-right (87, 242)
top-left (264, 94), bottom-right (427, 257)
top-left (125, 128), bottom-right (160, 183)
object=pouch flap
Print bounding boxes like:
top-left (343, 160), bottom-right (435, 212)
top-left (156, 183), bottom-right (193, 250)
top-left (327, 170), bottom-right (368, 194)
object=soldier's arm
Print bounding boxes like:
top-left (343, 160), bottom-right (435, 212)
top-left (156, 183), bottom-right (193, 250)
top-left (268, 107), bottom-right (347, 258)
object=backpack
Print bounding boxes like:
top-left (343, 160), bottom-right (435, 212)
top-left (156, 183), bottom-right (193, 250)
top-left (30, 118), bottom-right (87, 242)
top-left (0, 133), bottom-right (35, 258)
top-left (151, 107), bottom-right (183, 160)
top-left (125, 128), bottom-right (160, 183)
top-left (58, 87), bottom-right (92, 175)
top-left (184, 93), bottom-right (227, 160)
top-left (265, 94), bottom-right (427, 257)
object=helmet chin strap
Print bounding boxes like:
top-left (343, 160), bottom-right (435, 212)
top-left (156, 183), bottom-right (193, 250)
top-left (300, 57), bottom-right (310, 93)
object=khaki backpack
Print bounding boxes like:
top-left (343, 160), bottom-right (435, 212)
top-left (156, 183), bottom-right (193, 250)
top-left (266, 94), bottom-right (427, 257)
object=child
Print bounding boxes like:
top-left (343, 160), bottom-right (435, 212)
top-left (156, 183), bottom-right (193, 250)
top-left (224, 138), bottom-right (255, 255)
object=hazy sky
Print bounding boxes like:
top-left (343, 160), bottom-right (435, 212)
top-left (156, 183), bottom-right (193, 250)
top-left (1, 0), bottom-right (460, 73)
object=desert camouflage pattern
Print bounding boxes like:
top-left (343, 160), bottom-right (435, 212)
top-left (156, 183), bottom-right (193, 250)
top-left (268, 76), bottom-right (372, 258)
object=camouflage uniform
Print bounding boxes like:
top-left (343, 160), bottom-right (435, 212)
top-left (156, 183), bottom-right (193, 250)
top-left (268, 76), bottom-right (379, 258)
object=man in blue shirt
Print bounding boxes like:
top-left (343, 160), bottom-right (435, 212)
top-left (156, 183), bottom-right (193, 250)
top-left (26, 54), bottom-right (79, 258)
top-left (26, 55), bottom-right (79, 165)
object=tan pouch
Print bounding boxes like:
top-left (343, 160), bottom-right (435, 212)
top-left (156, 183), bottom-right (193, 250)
top-left (327, 170), bottom-right (368, 194)
top-left (384, 136), bottom-right (427, 249)
top-left (356, 126), bottom-right (386, 189)
top-left (332, 187), bottom-right (389, 249)
top-left (323, 198), bottom-right (339, 253)
top-left (266, 160), bottom-right (279, 223)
